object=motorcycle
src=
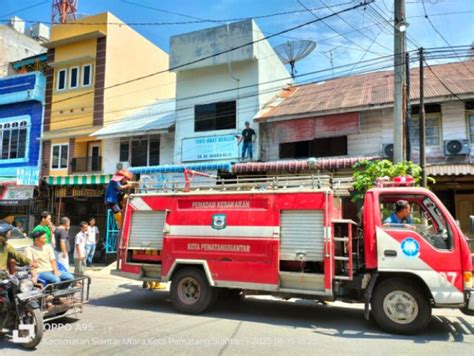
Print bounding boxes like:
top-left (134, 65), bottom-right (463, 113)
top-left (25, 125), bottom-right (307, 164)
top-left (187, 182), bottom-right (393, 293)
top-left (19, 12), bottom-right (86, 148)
top-left (0, 266), bottom-right (44, 349)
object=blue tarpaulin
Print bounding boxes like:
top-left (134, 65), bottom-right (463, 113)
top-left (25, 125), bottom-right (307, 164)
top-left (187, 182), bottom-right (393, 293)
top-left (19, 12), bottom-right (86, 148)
top-left (129, 162), bottom-right (232, 174)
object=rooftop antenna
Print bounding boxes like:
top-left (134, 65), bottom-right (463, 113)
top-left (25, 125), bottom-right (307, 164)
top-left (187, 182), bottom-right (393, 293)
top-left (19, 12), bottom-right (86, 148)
top-left (274, 40), bottom-right (316, 78)
top-left (52, 0), bottom-right (78, 24)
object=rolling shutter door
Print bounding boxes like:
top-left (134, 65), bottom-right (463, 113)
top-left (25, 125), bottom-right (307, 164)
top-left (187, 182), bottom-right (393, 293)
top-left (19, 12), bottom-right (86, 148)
top-left (128, 211), bottom-right (166, 249)
top-left (280, 210), bottom-right (325, 261)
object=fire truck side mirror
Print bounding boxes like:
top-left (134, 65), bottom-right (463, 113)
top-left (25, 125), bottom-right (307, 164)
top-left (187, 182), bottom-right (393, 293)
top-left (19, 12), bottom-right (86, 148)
top-left (470, 216), bottom-right (474, 234)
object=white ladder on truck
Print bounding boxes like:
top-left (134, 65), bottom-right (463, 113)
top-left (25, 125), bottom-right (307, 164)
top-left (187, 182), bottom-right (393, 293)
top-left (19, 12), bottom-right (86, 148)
top-left (138, 174), bottom-right (353, 196)
top-left (332, 219), bottom-right (357, 281)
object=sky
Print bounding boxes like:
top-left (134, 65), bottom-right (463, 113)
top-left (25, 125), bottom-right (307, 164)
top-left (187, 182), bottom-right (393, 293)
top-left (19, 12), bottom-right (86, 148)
top-left (0, 0), bottom-right (473, 82)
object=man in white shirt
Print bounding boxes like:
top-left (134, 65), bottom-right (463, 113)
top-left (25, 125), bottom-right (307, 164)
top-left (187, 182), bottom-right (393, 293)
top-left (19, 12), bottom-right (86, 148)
top-left (86, 217), bottom-right (99, 267)
top-left (74, 222), bottom-right (88, 275)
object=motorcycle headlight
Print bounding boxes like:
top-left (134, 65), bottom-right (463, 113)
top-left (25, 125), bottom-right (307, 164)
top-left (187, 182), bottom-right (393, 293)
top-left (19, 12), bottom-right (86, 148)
top-left (19, 279), bottom-right (34, 293)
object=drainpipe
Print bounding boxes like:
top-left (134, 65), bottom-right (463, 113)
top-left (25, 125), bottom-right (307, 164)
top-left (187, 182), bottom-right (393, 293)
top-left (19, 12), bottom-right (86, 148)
top-left (226, 23), bottom-right (240, 135)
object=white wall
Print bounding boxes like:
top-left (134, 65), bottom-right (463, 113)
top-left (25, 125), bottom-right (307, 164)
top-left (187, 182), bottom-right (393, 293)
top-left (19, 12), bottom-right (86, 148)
top-left (170, 20), bottom-right (254, 71)
top-left (0, 25), bottom-right (45, 77)
top-left (172, 19), bottom-right (291, 164)
top-left (102, 138), bottom-right (120, 174)
top-left (174, 61), bottom-right (260, 163)
top-left (160, 132), bottom-right (175, 165)
top-left (442, 101), bottom-right (467, 140)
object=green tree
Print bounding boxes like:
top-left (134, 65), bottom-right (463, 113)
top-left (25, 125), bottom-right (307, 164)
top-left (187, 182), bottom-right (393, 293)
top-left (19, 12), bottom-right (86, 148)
top-left (352, 160), bottom-right (432, 202)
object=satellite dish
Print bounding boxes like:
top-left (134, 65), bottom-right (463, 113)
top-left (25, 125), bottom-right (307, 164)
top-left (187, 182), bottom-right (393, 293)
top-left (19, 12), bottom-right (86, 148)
top-left (274, 40), bottom-right (316, 78)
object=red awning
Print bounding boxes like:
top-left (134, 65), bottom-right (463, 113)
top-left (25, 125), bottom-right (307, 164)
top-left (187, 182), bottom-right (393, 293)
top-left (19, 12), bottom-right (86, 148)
top-left (232, 156), bottom-right (379, 173)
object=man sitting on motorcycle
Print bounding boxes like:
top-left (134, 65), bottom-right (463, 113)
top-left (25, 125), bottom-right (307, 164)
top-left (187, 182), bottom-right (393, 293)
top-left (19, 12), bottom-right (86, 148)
top-left (25, 230), bottom-right (74, 284)
top-left (0, 222), bottom-right (33, 274)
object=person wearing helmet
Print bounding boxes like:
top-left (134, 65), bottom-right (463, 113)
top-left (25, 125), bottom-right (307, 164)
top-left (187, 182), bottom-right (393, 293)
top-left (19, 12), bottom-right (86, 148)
top-left (0, 222), bottom-right (33, 273)
top-left (104, 169), bottom-right (137, 227)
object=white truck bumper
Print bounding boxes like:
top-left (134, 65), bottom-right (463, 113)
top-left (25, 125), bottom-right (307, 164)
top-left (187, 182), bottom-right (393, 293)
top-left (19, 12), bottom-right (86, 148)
top-left (468, 290), bottom-right (474, 310)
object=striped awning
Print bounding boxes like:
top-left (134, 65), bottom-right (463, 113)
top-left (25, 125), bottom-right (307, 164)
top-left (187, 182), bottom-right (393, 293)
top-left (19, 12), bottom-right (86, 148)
top-left (426, 164), bottom-right (474, 176)
top-left (232, 156), bottom-right (380, 173)
top-left (46, 174), bottom-right (112, 186)
top-left (129, 162), bottom-right (232, 174)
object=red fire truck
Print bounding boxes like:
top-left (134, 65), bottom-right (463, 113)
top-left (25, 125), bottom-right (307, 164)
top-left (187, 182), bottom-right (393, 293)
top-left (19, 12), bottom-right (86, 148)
top-left (114, 174), bottom-right (474, 334)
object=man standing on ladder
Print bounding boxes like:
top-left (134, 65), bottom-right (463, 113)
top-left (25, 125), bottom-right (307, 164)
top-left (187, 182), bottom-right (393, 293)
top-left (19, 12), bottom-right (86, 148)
top-left (104, 170), bottom-right (136, 228)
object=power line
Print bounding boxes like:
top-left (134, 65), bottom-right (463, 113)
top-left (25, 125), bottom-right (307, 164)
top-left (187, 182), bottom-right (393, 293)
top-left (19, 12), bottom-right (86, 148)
top-left (40, 49), bottom-right (469, 132)
top-left (296, 0), bottom-right (387, 58)
top-left (318, 0), bottom-right (392, 52)
top-left (421, 0), bottom-right (474, 75)
top-left (0, 0), bottom-right (49, 20)
top-left (48, 1), bottom-right (373, 106)
top-left (423, 60), bottom-right (466, 102)
top-left (0, 50), bottom-right (468, 134)
top-left (46, 45), bottom-right (471, 117)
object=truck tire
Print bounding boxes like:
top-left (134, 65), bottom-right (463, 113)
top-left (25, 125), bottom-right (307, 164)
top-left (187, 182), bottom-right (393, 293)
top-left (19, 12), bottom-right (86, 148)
top-left (170, 267), bottom-right (216, 314)
top-left (371, 278), bottom-right (431, 335)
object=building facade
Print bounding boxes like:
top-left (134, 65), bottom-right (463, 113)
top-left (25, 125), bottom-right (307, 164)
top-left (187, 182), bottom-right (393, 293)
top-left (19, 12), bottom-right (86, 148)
top-left (169, 19), bottom-right (291, 165)
top-left (41, 12), bottom-right (175, 231)
top-left (0, 72), bottom-right (46, 232)
top-left (0, 18), bottom-right (48, 77)
top-left (246, 60), bottom-right (474, 237)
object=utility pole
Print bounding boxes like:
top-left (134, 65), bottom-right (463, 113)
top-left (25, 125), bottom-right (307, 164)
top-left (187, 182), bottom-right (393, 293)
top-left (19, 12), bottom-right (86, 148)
top-left (393, 0), bottom-right (407, 163)
top-left (405, 51), bottom-right (411, 161)
top-left (419, 47), bottom-right (427, 187)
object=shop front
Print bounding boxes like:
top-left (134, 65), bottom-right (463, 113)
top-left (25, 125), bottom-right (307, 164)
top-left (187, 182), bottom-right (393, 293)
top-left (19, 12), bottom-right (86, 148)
top-left (46, 174), bottom-right (112, 256)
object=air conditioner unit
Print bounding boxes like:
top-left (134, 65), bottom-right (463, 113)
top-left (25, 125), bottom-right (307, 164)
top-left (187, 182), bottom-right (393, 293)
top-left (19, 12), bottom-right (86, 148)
top-left (444, 139), bottom-right (470, 156)
top-left (382, 143), bottom-right (394, 158)
top-left (117, 162), bottom-right (129, 170)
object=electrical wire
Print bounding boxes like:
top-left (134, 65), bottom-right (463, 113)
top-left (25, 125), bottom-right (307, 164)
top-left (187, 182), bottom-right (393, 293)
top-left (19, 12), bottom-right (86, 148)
top-left (34, 49), bottom-right (469, 133)
top-left (47, 1), bottom-right (373, 107)
top-left (0, 0), bottom-right (49, 20)
top-left (421, 0), bottom-right (474, 75)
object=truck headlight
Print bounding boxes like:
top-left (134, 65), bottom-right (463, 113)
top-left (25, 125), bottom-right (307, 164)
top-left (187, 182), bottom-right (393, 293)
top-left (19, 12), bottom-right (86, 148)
top-left (464, 272), bottom-right (473, 289)
top-left (19, 279), bottom-right (34, 293)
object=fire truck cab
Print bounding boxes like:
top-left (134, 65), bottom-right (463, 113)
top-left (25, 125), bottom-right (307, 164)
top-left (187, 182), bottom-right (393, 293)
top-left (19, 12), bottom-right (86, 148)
top-left (114, 175), bottom-right (473, 335)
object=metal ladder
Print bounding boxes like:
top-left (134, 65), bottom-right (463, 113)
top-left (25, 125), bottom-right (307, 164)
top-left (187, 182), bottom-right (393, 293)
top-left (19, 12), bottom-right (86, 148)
top-left (332, 219), bottom-right (357, 281)
top-left (105, 209), bottom-right (119, 254)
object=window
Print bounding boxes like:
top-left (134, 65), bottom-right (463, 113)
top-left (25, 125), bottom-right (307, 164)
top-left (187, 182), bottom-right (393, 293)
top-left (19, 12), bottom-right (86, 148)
top-left (410, 115), bottom-right (441, 147)
top-left (57, 69), bottom-right (67, 91)
top-left (69, 67), bottom-right (79, 89)
top-left (82, 64), bottom-right (92, 87)
top-left (279, 136), bottom-right (347, 159)
top-left (122, 136), bottom-right (160, 167)
top-left (149, 137), bottom-right (160, 166)
top-left (195, 101), bottom-right (236, 132)
top-left (469, 113), bottom-right (474, 143)
top-left (0, 121), bottom-right (28, 160)
top-left (380, 195), bottom-right (453, 250)
top-left (119, 142), bottom-right (129, 162)
top-left (51, 144), bottom-right (68, 169)
top-left (131, 140), bottom-right (148, 167)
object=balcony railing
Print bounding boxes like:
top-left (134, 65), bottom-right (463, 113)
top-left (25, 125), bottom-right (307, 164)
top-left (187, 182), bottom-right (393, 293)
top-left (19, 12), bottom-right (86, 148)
top-left (71, 156), bottom-right (102, 173)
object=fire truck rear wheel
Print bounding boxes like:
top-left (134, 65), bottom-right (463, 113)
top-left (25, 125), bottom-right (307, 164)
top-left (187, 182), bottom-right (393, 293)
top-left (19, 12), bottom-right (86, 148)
top-left (371, 278), bottom-right (431, 335)
top-left (171, 267), bottom-right (216, 314)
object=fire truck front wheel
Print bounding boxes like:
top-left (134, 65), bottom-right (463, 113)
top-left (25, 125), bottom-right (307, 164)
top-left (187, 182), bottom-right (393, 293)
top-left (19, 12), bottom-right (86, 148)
top-left (170, 267), bottom-right (216, 314)
top-left (371, 278), bottom-right (431, 335)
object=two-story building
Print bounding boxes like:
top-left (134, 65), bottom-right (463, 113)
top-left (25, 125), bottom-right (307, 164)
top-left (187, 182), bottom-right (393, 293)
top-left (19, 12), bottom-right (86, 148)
top-left (122, 19), bottom-right (292, 185)
top-left (0, 72), bottom-right (45, 232)
top-left (41, 12), bottom-right (175, 230)
top-left (235, 60), bottom-right (474, 236)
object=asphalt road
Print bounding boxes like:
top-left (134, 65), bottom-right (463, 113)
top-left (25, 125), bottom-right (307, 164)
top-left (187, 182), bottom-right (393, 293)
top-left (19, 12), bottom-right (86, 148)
top-left (2, 269), bottom-right (474, 355)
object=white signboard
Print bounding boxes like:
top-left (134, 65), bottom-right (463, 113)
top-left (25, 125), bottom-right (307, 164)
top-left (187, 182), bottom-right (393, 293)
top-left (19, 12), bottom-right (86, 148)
top-left (3, 186), bottom-right (34, 200)
top-left (182, 134), bottom-right (238, 162)
top-left (17, 167), bottom-right (40, 186)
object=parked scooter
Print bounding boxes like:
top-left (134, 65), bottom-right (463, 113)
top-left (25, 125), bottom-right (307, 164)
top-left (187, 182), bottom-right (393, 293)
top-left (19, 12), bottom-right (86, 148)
top-left (0, 266), bottom-right (43, 349)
